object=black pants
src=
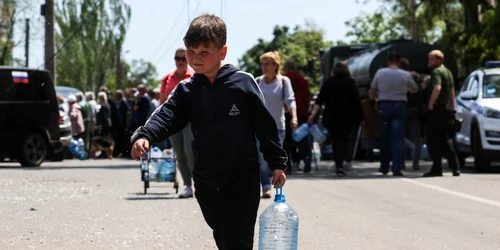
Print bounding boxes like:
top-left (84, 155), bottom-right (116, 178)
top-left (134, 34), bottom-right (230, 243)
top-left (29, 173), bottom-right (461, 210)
top-left (195, 168), bottom-right (261, 250)
top-left (344, 126), bottom-right (359, 162)
top-left (426, 106), bottom-right (459, 173)
top-left (329, 125), bottom-right (354, 169)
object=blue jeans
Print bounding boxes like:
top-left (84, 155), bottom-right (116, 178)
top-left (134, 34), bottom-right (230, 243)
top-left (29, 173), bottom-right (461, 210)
top-left (378, 101), bottom-right (407, 173)
top-left (258, 130), bottom-right (286, 191)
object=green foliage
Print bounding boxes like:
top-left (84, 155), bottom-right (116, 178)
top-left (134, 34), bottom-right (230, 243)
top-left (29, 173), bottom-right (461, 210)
top-left (344, 8), bottom-right (407, 43)
top-left (463, 6), bottom-right (500, 69)
top-left (349, 0), bottom-right (500, 76)
top-left (238, 20), bottom-right (332, 91)
top-left (55, 0), bottom-right (133, 92)
top-left (125, 59), bottom-right (160, 88)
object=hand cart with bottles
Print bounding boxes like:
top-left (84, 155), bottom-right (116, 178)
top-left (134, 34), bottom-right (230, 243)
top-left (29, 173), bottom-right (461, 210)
top-left (139, 147), bottom-right (179, 194)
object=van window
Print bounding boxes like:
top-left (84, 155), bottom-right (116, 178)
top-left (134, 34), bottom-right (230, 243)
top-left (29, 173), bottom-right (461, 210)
top-left (0, 71), bottom-right (15, 101)
top-left (29, 71), bottom-right (52, 102)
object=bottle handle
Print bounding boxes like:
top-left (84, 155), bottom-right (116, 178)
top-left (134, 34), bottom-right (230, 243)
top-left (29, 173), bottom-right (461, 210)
top-left (275, 183), bottom-right (283, 196)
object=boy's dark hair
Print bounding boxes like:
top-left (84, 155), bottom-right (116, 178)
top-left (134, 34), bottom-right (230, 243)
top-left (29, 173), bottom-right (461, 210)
top-left (183, 14), bottom-right (227, 49)
top-left (387, 51), bottom-right (401, 63)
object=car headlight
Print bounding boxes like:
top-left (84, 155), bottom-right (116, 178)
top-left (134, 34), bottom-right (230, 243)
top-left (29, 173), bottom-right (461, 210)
top-left (482, 107), bottom-right (500, 119)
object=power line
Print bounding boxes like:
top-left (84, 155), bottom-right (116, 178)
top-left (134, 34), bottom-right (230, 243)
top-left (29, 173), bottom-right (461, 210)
top-left (154, 0), bottom-right (201, 66)
top-left (147, 1), bottom-right (188, 62)
top-left (220, 0), bottom-right (223, 19)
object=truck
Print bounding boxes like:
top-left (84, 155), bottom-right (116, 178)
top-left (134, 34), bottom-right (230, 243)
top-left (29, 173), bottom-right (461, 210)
top-left (317, 38), bottom-right (459, 160)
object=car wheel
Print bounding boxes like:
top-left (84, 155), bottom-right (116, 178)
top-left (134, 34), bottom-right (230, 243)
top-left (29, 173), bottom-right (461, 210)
top-left (472, 128), bottom-right (490, 172)
top-left (19, 133), bottom-right (48, 167)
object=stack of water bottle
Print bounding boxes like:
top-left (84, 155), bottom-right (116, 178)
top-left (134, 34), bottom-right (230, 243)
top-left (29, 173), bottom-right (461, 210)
top-left (292, 122), bottom-right (328, 144)
top-left (68, 138), bottom-right (87, 160)
top-left (142, 146), bottom-right (175, 182)
top-left (259, 184), bottom-right (299, 250)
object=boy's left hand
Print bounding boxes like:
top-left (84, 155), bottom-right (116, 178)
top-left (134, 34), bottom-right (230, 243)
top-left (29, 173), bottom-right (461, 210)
top-left (272, 169), bottom-right (287, 188)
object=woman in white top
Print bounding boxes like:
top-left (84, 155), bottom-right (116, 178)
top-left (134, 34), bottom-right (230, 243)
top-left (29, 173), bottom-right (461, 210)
top-left (255, 51), bottom-right (298, 198)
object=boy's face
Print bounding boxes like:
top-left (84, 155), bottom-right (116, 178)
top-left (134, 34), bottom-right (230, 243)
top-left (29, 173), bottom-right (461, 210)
top-left (186, 43), bottom-right (227, 77)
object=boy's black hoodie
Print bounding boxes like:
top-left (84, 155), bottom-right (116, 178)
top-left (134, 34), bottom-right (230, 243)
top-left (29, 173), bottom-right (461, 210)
top-left (131, 64), bottom-right (287, 189)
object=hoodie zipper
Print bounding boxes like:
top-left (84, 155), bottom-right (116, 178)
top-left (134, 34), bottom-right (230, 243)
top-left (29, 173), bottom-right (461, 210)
top-left (209, 79), bottom-right (220, 190)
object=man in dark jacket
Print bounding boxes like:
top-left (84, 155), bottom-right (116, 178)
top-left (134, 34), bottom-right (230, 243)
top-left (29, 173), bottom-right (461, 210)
top-left (130, 14), bottom-right (287, 250)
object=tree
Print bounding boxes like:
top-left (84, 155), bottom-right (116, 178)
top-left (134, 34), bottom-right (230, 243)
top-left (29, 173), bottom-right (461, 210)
top-left (344, 8), bottom-right (406, 43)
top-left (0, 0), bottom-right (41, 66)
top-left (238, 20), bottom-right (332, 91)
top-left (349, 0), bottom-right (500, 75)
top-left (55, 0), bottom-right (131, 92)
top-left (0, 1), bottom-right (16, 65)
top-left (124, 59), bottom-right (160, 89)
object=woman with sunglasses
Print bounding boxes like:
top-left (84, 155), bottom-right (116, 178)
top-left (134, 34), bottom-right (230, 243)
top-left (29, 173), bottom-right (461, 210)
top-left (159, 48), bottom-right (196, 198)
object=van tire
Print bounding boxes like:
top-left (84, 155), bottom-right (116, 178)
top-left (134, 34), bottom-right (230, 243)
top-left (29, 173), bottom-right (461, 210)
top-left (19, 133), bottom-right (48, 167)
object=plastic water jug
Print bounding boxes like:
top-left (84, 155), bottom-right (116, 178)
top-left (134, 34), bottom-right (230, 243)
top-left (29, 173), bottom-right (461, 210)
top-left (310, 124), bottom-right (327, 144)
top-left (69, 138), bottom-right (87, 160)
top-left (292, 123), bottom-right (310, 142)
top-left (158, 149), bottom-right (175, 181)
top-left (77, 138), bottom-right (87, 160)
top-left (148, 146), bottom-right (162, 180)
top-left (258, 184), bottom-right (299, 250)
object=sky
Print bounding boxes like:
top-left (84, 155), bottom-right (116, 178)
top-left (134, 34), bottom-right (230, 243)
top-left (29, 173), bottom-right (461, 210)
top-left (13, 0), bottom-right (378, 81)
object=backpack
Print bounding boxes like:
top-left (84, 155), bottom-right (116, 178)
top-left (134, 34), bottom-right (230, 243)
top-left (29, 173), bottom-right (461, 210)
top-left (255, 75), bottom-right (289, 112)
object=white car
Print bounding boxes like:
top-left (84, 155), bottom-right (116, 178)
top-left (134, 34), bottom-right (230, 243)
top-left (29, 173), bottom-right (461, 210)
top-left (455, 61), bottom-right (500, 171)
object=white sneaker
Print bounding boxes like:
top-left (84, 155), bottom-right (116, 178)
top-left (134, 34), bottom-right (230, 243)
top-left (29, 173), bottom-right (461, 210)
top-left (179, 188), bottom-right (193, 198)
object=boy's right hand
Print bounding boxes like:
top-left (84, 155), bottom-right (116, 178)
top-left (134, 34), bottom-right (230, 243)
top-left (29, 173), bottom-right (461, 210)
top-left (131, 138), bottom-right (150, 160)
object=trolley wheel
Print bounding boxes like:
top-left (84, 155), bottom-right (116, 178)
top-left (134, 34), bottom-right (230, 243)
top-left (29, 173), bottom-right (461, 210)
top-left (174, 181), bottom-right (179, 194)
top-left (144, 181), bottom-right (149, 194)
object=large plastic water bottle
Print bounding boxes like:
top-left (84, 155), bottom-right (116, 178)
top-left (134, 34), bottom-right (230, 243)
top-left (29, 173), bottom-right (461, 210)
top-left (159, 148), bottom-right (175, 181)
top-left (292, 123), bottom-right (310, 142)
top-left (309, 124), bottom-right (327, 144)
top-left (77, 138), bottom-right (87, 160)
top-left (149, 146), bottom-right (162, 180)
top-left (258, 184), bottom-right (299, 250)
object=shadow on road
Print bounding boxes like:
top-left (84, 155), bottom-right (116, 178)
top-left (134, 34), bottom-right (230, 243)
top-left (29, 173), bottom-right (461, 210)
top-left (124, 196), bottom-right (178, 201)
top-left (0, 164), bottom-right (138, 170)
top-left (287, 165), bottom-right (422, 180)
top-left (286, 159), bottom-right (500, 180)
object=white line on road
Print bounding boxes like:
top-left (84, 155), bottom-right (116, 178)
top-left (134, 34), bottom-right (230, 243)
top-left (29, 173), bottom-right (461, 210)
top-left (402, 178), bottom-right (500, 208)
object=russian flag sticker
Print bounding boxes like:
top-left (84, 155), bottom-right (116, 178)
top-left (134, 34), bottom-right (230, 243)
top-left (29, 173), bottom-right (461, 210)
top-left (12, 71), bottom-right (29, 84)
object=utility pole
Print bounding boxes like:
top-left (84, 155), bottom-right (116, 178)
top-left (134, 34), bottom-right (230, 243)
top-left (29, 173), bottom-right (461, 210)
top-left (25, 18), bottom-right (29, 67)
top-left (116, 44), bottom-right (122, 90)
top-left (43, 0), bottom-right (56, 84)
top-left (409, 0), bottom-right (418, 41)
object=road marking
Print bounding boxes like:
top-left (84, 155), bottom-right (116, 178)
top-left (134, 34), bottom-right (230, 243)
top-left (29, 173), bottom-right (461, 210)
top-left (402, 178), bottom-right (500, 208)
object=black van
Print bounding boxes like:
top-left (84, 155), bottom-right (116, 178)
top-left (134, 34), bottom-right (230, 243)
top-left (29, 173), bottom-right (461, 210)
top-left (0, 67), bottom-right (62, 166)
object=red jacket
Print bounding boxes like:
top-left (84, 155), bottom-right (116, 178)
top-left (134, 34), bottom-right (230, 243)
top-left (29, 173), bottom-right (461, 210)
top-left (283, 72), bottom-right (311, 122)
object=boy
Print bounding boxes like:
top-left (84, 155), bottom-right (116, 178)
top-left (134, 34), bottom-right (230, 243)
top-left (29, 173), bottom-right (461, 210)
top-left (130, 14), bottom-right (287, 249)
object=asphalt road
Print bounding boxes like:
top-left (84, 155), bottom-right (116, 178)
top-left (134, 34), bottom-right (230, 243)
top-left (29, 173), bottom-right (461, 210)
top-left (1, 158), bottom-right (500, 250)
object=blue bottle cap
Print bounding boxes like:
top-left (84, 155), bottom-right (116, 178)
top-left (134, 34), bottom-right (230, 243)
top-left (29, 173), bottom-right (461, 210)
top-left (274, 183), bottom-right (286, 203)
